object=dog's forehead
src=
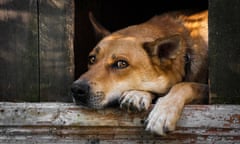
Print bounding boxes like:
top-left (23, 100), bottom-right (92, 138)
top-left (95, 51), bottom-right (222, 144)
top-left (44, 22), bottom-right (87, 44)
top-left (91, 34), bottom-right (150, 58)
top-left (98, 35), bottom-right (138, 48)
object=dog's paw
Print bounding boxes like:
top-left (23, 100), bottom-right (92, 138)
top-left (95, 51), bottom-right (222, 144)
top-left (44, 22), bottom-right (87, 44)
top-left (145, 96), bottom-right (184, 136)
top-left (119, 90), bottom-right (153, 112)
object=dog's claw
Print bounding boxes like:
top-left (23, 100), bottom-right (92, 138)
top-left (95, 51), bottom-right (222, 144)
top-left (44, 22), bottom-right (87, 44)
top-left (163, 126), bottom-right (170, 134)
top-left (119, 96), bottom-right (124, 104)
top-left (119, 90), bottom-right (153, 113)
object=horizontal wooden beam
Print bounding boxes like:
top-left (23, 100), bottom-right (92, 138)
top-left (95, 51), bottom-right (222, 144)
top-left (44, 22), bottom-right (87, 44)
top-left (0, 103), bottom-right (240, 143)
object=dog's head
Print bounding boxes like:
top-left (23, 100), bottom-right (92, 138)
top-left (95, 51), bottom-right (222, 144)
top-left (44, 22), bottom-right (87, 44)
top-left (72, 13), bottom-right (187, 109)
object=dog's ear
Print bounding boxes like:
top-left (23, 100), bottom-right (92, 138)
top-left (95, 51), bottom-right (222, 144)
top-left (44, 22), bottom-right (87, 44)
top-left (89, 12), bottom-right (111, 41)
top-left (143, 35), bottom-right (182, 60)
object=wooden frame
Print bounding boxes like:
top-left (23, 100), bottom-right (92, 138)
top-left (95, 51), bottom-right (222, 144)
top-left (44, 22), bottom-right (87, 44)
top-left (0, 103), bottom-right (240, 143)
top-left (1, 0), bottom-right (240, 143)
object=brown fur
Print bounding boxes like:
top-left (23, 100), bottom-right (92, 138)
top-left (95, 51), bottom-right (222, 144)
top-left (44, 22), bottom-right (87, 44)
top-left (72, 11), bottom-right (208, 135)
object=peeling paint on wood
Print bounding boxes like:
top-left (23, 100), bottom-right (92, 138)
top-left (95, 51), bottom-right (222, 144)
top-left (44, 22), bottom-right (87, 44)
top-left (0, 103), bottom-right (240, 143)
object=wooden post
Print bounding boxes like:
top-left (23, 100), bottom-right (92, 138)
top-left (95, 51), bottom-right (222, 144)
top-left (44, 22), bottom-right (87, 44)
top-left (38, 0), bottom-right (74, 102)
top-left (209, 0), bottom-right (240, 104)
top-left (0, 0), bottom-right (39, 101)
top-left (0, 1), bottom-right (75, 102)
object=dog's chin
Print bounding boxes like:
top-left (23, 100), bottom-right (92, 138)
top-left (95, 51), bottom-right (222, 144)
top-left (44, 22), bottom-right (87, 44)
top-left (72, 98), bottom-right (104, 109)
top-left (72, 96), bottom-right (119, 110)
top-left (86, 103), bottom-right (105, 110)
top-left (72, 91), bottom-right (105, 109)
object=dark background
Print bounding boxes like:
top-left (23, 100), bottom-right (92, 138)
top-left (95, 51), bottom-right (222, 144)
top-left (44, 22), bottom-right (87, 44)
top-left (74, 0), bottom-right (208, 79)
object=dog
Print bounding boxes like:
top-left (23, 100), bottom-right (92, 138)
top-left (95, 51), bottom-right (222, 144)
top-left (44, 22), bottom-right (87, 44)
top-left (71, 10), bottom-right (209, 135)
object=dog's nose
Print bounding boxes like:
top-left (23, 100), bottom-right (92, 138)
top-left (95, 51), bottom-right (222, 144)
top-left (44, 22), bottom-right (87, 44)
top-left (71, 80), bottom-right (90, 96)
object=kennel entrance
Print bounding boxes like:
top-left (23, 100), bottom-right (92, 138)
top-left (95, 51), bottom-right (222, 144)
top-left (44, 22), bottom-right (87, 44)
top-left (0, 0), bottom-right (240, 143)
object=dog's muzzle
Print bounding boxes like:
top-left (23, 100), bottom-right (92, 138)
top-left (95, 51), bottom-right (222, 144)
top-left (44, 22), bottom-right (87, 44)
top-left (71, 80), bottom-right (105, 109)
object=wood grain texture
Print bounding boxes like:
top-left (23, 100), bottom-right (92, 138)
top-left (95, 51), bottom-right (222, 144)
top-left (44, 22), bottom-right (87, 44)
top-left (0, 0), bottom-right (75, 102)
top-left (38, 0), bottom-right (74, 102)
top-left (0, 0), bottom-right (39, 102)
top-left (0, 103), bottom-right (239, 143)
top-left (209, 0), bottom-right (240, 104)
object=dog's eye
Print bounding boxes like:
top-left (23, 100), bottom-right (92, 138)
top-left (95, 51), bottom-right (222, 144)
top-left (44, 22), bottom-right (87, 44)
top-left (112, 60), bottom-right (129, 69)
top-left (88, 55), bottom-right (96, 65)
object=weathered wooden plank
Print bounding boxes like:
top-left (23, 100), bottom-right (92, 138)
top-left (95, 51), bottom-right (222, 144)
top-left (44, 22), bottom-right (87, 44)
top-left (38, 0), bottom-right (74, 102)
top-left (0, 0), bottom-right (39, 101)
top-left (0, 103), bottom-right (240, 128)
top-left (0, 103), bottom-right (239, 143)
top-left (209, 0), bottom-right (240, 104)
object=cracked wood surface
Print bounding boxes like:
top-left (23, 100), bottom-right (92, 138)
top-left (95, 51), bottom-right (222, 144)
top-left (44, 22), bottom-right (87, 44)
top-left (0, 103), bottom-right (240, 144)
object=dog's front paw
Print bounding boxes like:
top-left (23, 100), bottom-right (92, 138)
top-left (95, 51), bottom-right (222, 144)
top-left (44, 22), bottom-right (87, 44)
top-left (145, 96), bottom-right (184, 136)
top-left (119, 90), bottom-right (153, 112)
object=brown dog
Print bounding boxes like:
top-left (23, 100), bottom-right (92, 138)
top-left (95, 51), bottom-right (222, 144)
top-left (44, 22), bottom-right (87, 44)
top-left (72, 10), bottom-right (208, 135)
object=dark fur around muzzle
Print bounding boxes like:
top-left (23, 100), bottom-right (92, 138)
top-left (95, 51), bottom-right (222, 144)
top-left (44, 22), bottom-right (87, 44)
top-left (71, 80), bottom-right (105, 109)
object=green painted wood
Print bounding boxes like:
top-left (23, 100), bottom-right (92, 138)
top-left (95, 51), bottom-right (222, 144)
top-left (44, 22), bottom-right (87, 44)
top-left (0, 0), bottom-right (39, 102)
top-left (38, 0), bottom-right (74, 102)
top-left (209, 0), bottom-right (240, 104)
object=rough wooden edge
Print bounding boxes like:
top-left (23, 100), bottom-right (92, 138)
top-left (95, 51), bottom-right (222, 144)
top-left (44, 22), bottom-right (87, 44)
top-left (38, 0), bottom-right (74, 101)
top-left (66, 0), bottom-right (75, 81)
top-left (0, 103), bottom-right (239, 128)
top-left (0, 103), bottom-right (240, 143)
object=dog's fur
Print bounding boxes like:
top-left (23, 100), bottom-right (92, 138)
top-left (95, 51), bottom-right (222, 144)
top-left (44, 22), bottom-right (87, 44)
top-left (72, 10), bottom-right (208, 135)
